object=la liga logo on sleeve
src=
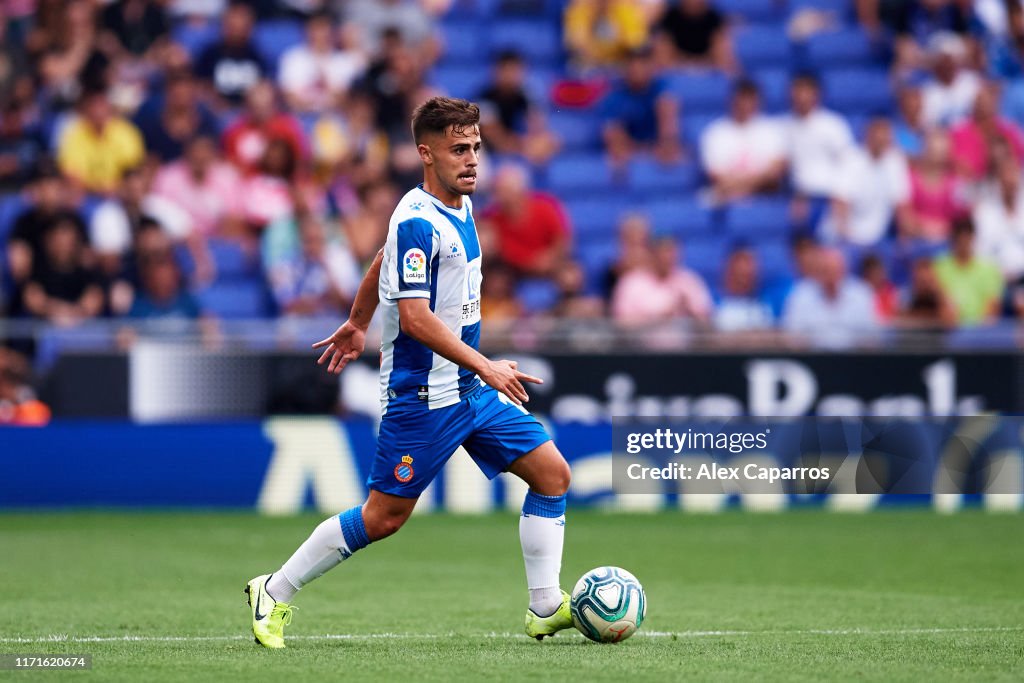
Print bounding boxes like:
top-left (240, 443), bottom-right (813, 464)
top-left (403, 249), bottom-right (427, 283)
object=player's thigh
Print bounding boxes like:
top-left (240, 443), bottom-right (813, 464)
top-left (505, 441), bottom-right (571, 496)
top-left (368, 403), bottom-right (472, 499)
top-left (463, 390), bottom-right (566, 494)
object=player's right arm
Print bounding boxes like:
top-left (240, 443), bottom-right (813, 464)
top-left (313, 247), bottom-right (384, 374)
top-left (397, 297), bottom-right (541, 406)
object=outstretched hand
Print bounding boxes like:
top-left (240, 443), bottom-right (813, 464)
top-left (312, 320), bottom-right (367, 375)
top-left (479, 360), bottom-right (543, 406)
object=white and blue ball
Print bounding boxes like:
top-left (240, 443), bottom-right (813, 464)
top-left (570, 566), bottom-right (646, 643)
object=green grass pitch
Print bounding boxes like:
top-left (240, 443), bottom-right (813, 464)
top-left (1, 510), bottom-right (1022, 682)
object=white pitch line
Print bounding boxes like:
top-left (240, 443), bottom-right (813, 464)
top-left (0, 626), bottom-right (1021, 645)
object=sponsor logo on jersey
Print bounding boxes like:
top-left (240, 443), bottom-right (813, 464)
top-left (394, 455), bottom-right (415, 483)
top-left (403, 248), bottom-right (427, 283)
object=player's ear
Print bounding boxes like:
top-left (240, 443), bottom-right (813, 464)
top-left (417, 143), bottom-right (433, 166)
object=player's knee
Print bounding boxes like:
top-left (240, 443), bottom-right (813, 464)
top-left (551, 460), bottom-right (571, 496)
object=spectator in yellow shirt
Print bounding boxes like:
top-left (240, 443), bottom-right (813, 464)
top-left (565, 0), bottom-right (649, 69)
top-left (57, 89), bottom-right (145, 194)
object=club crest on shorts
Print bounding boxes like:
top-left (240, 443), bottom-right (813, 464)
top-left (394, 455), bottom-right (415, 483)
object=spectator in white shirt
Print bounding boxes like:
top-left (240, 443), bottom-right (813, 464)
top-left (819, 117), bottom-right (911, 247)
top-left (700, 80), bottom-right (786, 203)
top-left (921, 32), bottom-right (982, 127)
top-left (782, 246), bottom-right (879, 348)
top-left (974, 154), bottom-right (1024, 280)
top-left (278, 12), bottom-right (366, 113)
top-left (784, 73), bottom-right (856, 218)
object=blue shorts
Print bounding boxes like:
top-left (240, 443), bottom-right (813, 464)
top-left (368, 384), bottom-right (552, 498)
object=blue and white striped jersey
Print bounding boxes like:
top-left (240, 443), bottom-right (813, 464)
top-left (377, 185), bottom-right (484, 414)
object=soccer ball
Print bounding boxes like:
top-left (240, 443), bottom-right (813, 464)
top-left (570, 566), bottom-right (646, 643)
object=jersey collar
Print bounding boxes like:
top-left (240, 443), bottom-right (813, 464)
top-left (417, 184), bottom-right (468, 221)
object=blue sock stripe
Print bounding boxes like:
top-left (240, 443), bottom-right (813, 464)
top-left (522, 490), bottom-right (567, 518)
top-left (338, 506), bottom-right (370, 552)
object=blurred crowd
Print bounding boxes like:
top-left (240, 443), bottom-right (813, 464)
top-left (0, 0), bottom-right (1023, 368)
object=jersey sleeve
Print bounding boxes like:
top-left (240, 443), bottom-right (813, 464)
top-left (391, 217), bottom-right (436, 299)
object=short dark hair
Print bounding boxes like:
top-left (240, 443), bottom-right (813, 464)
top-left (791, 71), bottom-right (820, 90)
top-left (411, 96), bottom-right (481, 143)
top-left (951, 216), bottom-right (975, 238)
top-left (733, 79), bottom-right (760, 98)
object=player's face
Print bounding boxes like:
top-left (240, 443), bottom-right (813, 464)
top-left (424, 125), bottom-right (482, 196)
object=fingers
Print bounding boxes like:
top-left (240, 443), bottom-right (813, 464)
top-left (317, 344), bottom-right (335, 365)
top-left (515, 371), bottom-right (543, 385)
top-left (501, 387), bottom-right (523, 406)
top-left (312, 338), bottom-right (332, 349)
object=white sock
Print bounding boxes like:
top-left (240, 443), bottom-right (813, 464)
top-left (266, 507), bottom-right (369, 602)
top-left (520, 492), bottom-right (567, 617)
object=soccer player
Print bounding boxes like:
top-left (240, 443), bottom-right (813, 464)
top-left (246, 97), bottom-right (573, 648)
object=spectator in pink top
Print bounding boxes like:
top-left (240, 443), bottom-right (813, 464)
top-left (903, 130), bottom-right (967, 242)
top-left (152, 135), bottom-right (246, 237)
top-left (611, 235), bottom-right (712, 325)
top-left (950, 85), bottom-right (1024, 181)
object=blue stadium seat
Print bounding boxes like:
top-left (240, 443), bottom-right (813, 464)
top-left (751, 68), bottom-right (791, 112)
top-left (516, 278), bottom-right (559, 313)
top-left (440, 20), bottom-right (484, 61)
top-left (548, 111), bottom-right (603, 151)
top-left (734, 25), bottom-right (791, 70)
top-left (564, 198), bottom-right (624, 238)
top-left (0, 192), bottom-right (28, 244)
top-left (487, 20), bottom-right (560, 64)
top-left (546, 154), bottom-right (616, 195)
top-left (208, 239), bottom-right (259, 279)
top-left (644, 198), bottom-right (715, 237)
top-left (806, 27), bottom-right (876, 68)
top-left (253, 19), bottom-right (306, 72)
top-left (754, 240), bottom-right (795, 282)
top-left (715, 0), bottom-right (780, 21)
top-left (725, 197), bottom-right (792, 239)
top-left (681, 113), bottom-right (717, 146)
top-left (197, 280), bottom-right (272, 319)
top-left (628, 158), bottom-right (701, 196)
top-left (823, 68), bottom-right (894, 114)
top-left (575, 240), bottom-right (619, 280)
top-left (682, 237), bottom-right (727, 285)
top-left (430, 66), bottom-right (490, 100)
top-left (171, 21), bottom-right (219, 59)
top-left (663, 73), bottom-right (731, 113)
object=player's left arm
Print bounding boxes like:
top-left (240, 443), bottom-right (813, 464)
top-left (313, 247), bottom-right (384, 374)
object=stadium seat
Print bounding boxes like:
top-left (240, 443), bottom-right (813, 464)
top-left (644, 198), bottom-right (715, 238)
top-left (197, 280), bottom-right (273, 319)
top-left (751, 68), bottom-right (791, 113)
top-left (663, 72), bottom-right (731, 113)
top-left (253, 19), bottom-right (306, 73)
top-left (734, 25), bottom-right (791, 70)
top-left (564, 198), bottom-right (625, 239)
top-left (754, 240), bottom-right (795, 283)
top-left (546, 154), bottom-right (616, 195)
top-left (823, 68), bottom-right (894, 114)
top-left (628, 158), bottom-right (701, 196)
top-left (208, 239), bottom-right (259, 279)
top-left (806, 28), bottom-right (877, 68)
top-left (681, 113), bottom-right (717, 146)
top-left (715, 0), bottom-right (780, 22)
top-left (430, 66), bottom-right (490, 101)
top-left (547, 110), bottom-right (603, 151)
top-left (725, 197), bottom-right (792, 239)
top-left (516, 278), bottom-right (559, 313)
top-left (682, 237), bottom-right (727, 285)
top-left (0, 192), bottom-right (28, 244)
top-left (440, 20), bottom-right (484, 61)
top-left (171, 21), bottom-right (219, 60)
top-left (487, 20), bottom-right (561, 64)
